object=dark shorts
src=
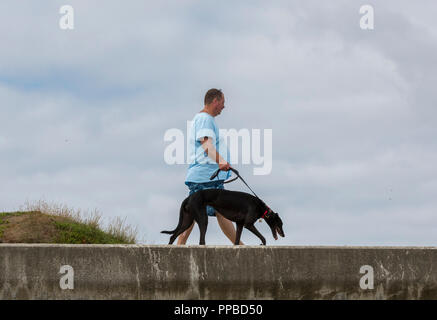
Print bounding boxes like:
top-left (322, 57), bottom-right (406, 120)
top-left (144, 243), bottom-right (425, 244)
top-left (185, 180), bottom-right (224, 217)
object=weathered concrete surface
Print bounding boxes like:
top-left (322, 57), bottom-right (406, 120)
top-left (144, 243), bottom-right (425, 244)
top-left (1, 244), bottom-right (437, 299)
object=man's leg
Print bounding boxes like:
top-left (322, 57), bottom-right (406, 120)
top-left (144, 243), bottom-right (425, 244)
top-left (216, 212), bottom-right (244, 245)
top-left (177, 222), bottom-right (195, 245)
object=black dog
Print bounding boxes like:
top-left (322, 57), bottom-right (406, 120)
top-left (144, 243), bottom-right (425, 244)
top-left (161, 189), bottom-right (285, 245)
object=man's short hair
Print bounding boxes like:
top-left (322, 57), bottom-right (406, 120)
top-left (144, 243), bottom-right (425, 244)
top-left (204, 88), bottom-right (223, 105)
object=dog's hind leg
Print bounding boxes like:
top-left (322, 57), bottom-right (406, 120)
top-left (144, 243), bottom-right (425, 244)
top-left (195, 207), bottom-right (208, 245)
top-left (245, 225), bottom-right (266, 245)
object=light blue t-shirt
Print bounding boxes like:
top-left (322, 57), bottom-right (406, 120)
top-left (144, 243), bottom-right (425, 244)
top-left (185, 112), bottom-right (231, 183)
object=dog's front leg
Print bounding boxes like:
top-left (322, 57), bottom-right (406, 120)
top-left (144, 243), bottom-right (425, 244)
top-left (234, 223), bottom-right (244, 245)
top-left (197, 214), bottom-right (208, 245)
top-left (245, 225), bottom-right (266, 245)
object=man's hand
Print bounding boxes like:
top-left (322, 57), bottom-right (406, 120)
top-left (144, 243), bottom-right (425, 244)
top-left (219, 162), bottom-right (231, 171)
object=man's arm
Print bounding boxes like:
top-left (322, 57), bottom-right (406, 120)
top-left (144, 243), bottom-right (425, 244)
top-left (200, 137), bottom-right (230, 171)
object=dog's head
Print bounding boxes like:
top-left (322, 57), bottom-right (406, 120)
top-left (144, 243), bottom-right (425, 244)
top-left (263, 208), bottom-right (285, 240)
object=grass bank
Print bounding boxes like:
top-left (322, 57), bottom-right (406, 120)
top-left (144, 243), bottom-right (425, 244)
top-left (0, 201), bottom-right (138, 244)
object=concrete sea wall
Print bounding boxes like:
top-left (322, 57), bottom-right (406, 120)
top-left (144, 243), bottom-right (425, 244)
top-left (1, 244), bottom-right (437, 299)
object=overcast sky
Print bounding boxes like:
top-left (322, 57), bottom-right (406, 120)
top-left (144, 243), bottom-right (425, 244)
top-left (1, 1), bottom-right (436, 246)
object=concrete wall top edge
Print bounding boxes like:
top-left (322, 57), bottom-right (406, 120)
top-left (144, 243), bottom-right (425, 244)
top-left (1, 244), bottom-right (437, 250)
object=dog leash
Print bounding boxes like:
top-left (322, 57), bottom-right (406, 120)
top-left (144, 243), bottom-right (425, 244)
top-left (210, 167), bottom-right (260, 199)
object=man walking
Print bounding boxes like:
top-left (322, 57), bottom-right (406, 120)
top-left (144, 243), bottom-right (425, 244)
top-left (178, 88), bottom-right (244, 245)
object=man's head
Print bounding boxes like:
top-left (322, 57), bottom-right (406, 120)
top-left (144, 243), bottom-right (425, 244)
top-left (204, 88), bottom-right (225, 117)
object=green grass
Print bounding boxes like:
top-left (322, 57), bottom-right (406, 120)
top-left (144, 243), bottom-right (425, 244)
top-left (0, 211), bottom-right (28, 218)
top-left (53, 220), bottom-right (132, 244)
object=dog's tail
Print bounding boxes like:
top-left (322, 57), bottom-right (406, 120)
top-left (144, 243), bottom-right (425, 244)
top-left (161, 196), bottom-right (190, 235)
